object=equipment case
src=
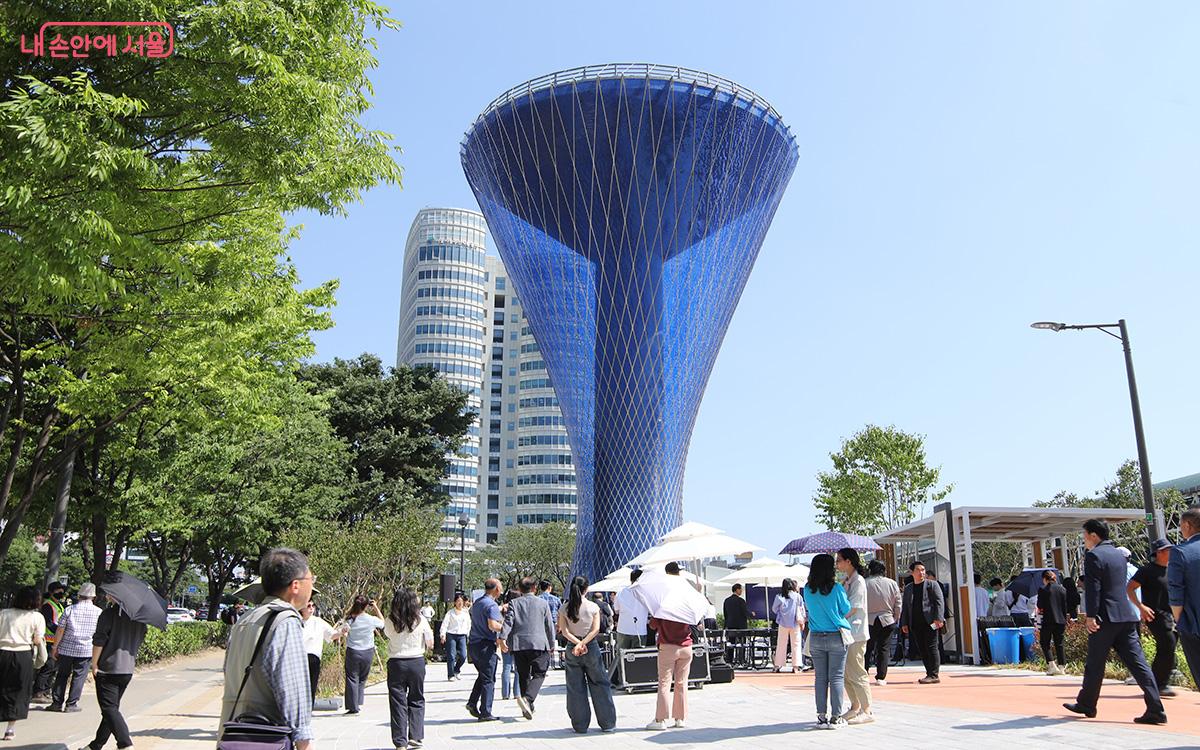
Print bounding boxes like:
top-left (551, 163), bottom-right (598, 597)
top-left (615, 646), bottom-right (710, 693)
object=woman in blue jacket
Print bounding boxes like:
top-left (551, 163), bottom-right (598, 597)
top-left (802, 554), bottom-right (852, 729)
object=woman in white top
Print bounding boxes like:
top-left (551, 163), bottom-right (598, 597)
top-left (440, 593), bottom-right (471, 681)
top-left (557, 576), bottom-right (616, 733)
top-left (383, 589), bottom-right (433, 750)
top-left (301, 599), bottom-right (342, 706)
top-left (836, 548), bottom-right (873, 724)
top-left (338, 594), bottom-right (386, 713)
top-left (0, 586), bottom-right (46, 741)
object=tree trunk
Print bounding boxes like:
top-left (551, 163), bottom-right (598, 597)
top-left (42, 434), bottom-right (79, 589)
top-left (90, 512), bottom-right (108, 586)
top-left (0, 411), bottom-right (60, 568)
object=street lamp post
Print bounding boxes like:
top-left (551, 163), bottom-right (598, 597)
top-left (457, 513), bottom-right (470, 591)
top-left (1031, 319), bottom-right (1163, 542)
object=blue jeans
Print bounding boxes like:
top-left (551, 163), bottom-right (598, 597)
top-left (468, 640), bottom-right (497, 717)
top-left (500, 650), bottom-right (519, 699)
top-left (810, 631), bottom-right (847, 719)
top-left (445, 633), bottom-right (467, 679)
top-left (563, 641), bottom-right (617, 733)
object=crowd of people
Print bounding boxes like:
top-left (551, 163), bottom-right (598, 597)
top-left (4, 510), bottom-right (1200, 748)
top-left (0, 580), bottom-right (147, 747)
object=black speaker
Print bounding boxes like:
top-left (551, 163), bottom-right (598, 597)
top-left (439, 574), bottom-right (456, 603)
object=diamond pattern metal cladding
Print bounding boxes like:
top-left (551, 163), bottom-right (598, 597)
top-left (461, 66), bottom-right (798, 580)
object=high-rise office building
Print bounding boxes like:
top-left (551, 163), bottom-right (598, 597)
top-left (397, 208), bottom-right (576, 550)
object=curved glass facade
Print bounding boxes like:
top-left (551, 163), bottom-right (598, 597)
top-left (397, 208), bottom-right (490, 549)
top-left (461, 64), bottom-right (798, 578)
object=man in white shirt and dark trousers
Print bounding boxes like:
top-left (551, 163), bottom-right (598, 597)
top-left (612, 570), bottom-right (649, 683)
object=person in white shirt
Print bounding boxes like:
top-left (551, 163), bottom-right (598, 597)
top-left (418, 594), bottom-right (435, 623)
top-left (301, 599), bottom-right (341, 706)
top-left (440, 593), bottom-right (471, 681)
top-left (1011, 590), bottom-right (1033, 627)
top-left (972, 574), bottom-right (993, 664)
top-left (988, 579), bottom-right (1013, 618)
top-left (837, 548), bottom-right (874, 724)
top-left (0, 586), bottom-right (46, 742)
top-left (338, 595), bottom-right (386, 713)
top-left (384, 589), bottom-right (434, 750)
top-left (611, 570), bottom-right (650, 683)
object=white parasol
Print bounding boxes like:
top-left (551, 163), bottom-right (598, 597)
top-left (717, 558), bottom-right (809, 617)
top-left (628, 572), bottom-right (710, 626)
top-left (627, 533), bottom-right (763, 567)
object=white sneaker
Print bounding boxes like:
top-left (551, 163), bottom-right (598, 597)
top-left (873, 678), bottom-right (887, 686)
top-left (645, 721), bottom-right (668, 731)
top-left (847, 712), bottom-right (874, 725)
top-left (841, 709), bottom-right (860, 721)
top-left (828, 717), bottom-right (847, 730)
top-left (673, 719), bottom-right (685, 728)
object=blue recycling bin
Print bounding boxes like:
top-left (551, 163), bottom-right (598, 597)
top-left (987, 627), bottom-right (1021, 664)
top-left (1018, 626), bottom-right (1036, 661)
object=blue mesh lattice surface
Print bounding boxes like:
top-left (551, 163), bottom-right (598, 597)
top-left (461, 65), bottom-right (798, 580)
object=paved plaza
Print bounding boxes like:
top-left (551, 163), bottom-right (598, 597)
top-left (9, 650), bottom-right (1200, 750)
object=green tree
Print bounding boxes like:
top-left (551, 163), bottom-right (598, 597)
top-left (814, 424), bottom-right (953, 535)
top-left (283, 505), bottom-right (444, 617)
top-left (299, 355), bottom-right (474, 521)
top-left (0, 0), bottom-right (401, 571)
top-left (464, 522), bottom-right (576, 592)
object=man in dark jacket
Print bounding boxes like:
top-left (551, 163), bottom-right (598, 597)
top-left (900, 561), bottom-right (945, 684)
top-left (1036, 570), bottom-right (1069, 675)
top-left (722, 585), bottom-right (750, 630)
top-left (499, 577), bottom-right (555, 720)
top-left (1129, 537), bottom-right (1177, 696)
top-left (1064, 519), bottom-right (1165, 724)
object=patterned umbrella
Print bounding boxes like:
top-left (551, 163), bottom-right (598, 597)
top-left (779, 532), bottom-right (881, 555)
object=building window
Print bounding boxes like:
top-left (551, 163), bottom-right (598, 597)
top-left (496, 277), bottom-right (506, 290)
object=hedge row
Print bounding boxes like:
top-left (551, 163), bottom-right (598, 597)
top-left (140, 621), bottom-right (230, 665)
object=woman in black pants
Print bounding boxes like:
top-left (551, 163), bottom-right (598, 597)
top-left (1035, 570), bottom-right (1068, 675)
top-left (338, 595), bottom-right (385, 713)
top-left (383, 589), bottom-right (433, 750)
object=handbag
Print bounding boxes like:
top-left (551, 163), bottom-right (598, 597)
top-left (32, 640), bottom-right (47, 670)
top-left (218, 609), bottom-right (293, 750)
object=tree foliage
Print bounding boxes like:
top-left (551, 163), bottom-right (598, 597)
top-left (299, 355), bottom-right (474, 521)
top-left (0, 0), bottom-right (401, 572)
top-left (814, 425), bottom-right (953, 536)
top-left (464, 522), bottom-right (576, 592)
top-left (282, 505), bottom-right (445, 617)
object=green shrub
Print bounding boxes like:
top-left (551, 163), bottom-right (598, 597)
top-left (139, 621), bottom-right (229, 664)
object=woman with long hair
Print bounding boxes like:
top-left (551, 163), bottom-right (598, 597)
top-left (0, 587), bottom-right (45, 741)
top-left (836, 548), bottom-right (873, 724)
top-left (802, 554), bottom-right (852, 729)
top-left (771, 577), bottom-right (807, 672)
top-left (383, 588), bottom-right (433, 750)
top-left (556, 576), bottom-right (616, 733)
top-left (498, 589), bottom-right (520, 700)
top-left (301, 598), bottom-right (342, 707)
top-left (339, 594), bottom-right (385, 714)
top-left (440, 593), bottom-right (470, 681)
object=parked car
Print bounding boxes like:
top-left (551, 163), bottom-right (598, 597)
top-left (167, 607), bottom-right (195, 624)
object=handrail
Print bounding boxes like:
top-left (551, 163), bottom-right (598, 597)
top-left (467, 63), bottom-right (786, 129)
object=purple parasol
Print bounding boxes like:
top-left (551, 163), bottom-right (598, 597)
top-left (779, 531), bottom-right (881, 555)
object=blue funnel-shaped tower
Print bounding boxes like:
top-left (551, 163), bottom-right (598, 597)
top-left (461, 64), bottom-right (798, 579)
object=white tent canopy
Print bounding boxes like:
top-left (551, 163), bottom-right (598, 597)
top-left (627, 533), bottom-right (763, 567)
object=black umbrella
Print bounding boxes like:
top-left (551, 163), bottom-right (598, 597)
top-left (100, 571), bottom-right (169, 631)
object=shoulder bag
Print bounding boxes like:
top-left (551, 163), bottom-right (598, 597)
top-left (218, 609), bottom-right (294, 750)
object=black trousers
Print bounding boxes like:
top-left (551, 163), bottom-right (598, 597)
top-left (1146, 612), bottom-right (1177, 690)
top-left (1076, 621), bottom-right (1163, 715)
top-left (867, 620), bottom-right (894, 680)
top-left (467, 641), bottom-right (497, 718)
top-left (387, 657), bottom-right (425, 747)
top-left (344, 646), bottom-right (373, 712)
top-left (513, 650), bottom-right (551, 705)
top-left (33, 651), bottom-right (56, 696)
top-left (51, 654), bottom-right (91, 708)
top-left (1180, 631), bottom-right (1200, 692)
top-left (90, 673), bottom-right (132, 749)
top-left (307, 654), bottom-right (321, 706)
top-left (910, 621), bottom-right (940, 677)
top-left (1040, 622), bottom-right (1065, 665)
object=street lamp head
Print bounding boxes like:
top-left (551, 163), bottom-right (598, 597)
top-left (457, 513), bottom-right (470, 527)
top-left (1031, 321), bottom-right (1066, 332)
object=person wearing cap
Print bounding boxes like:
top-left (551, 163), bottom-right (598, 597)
top-left (48, 583), bottom-right (102, 712)
top-left (1168, 507), bottom-right (1200, 691)
top-left (1128, 537), bottom-right (1177, 696)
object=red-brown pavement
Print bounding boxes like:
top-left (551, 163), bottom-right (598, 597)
top-left (739, 664), bottom-right (1200, 736)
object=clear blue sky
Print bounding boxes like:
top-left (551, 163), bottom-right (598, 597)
top-left (286, 2), bottom-right (1199, 558)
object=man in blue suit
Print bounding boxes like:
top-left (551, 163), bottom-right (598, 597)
top-left (1168, 507), bottom-right (1200, 689)
top-left (1064, 519), bottom-right (1165, 724)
